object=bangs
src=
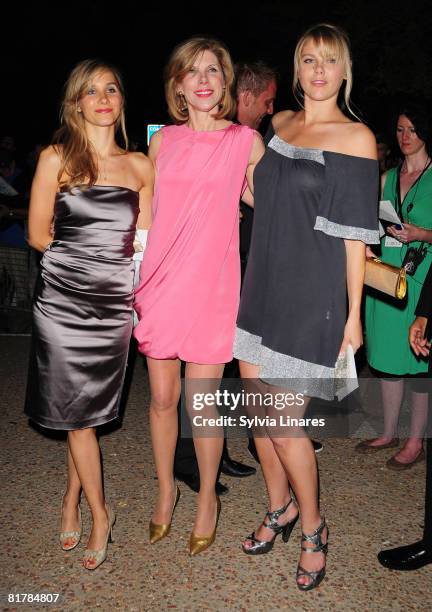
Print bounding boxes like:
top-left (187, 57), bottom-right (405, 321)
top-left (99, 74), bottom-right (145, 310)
top-left (314, 35), bottom-right (345, 61)
top-left (177, 49), bottom-right (206, 81)
top-left (175, 46), bottom-right (223, 83)
top-left (301, 33), bottom-right (346, 62)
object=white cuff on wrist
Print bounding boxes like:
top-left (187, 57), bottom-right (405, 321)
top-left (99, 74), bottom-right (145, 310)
top-left (133, 229), bottom-right (149, 261)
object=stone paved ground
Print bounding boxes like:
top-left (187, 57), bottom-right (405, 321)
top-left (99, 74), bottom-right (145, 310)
top-left (1, 337), bottom-right (431, 611)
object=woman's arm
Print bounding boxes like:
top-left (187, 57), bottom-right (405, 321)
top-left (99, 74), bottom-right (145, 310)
top-left (340, 240), bottom-right (366, 354)
top-left (147, 129), bottom-right (163, 165)
top-left (409, 263), bottom-right (432, 357)
top-left (243, 133), bottom-right (265, 208)
top-left (131, 152), bottom-right (155, 230)
top-left (340, 127), bottom-right (377, 354)
top-left (366, 171), bottom-right (388, 259)
top-left (27, 146), bottom-right (61, 252)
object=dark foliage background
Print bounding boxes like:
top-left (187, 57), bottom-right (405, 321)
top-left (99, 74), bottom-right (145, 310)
top-left (2, 0), bottom-right (431, 150)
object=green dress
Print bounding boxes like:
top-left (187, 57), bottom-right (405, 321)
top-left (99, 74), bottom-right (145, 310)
top-left (365, 165), bottom-right (432, 375)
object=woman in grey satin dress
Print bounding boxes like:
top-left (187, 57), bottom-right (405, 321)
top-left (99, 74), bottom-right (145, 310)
top-left (25, 59), bottom-right (154, 569)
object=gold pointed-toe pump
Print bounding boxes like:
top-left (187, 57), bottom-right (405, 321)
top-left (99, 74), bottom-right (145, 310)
top-left (149, 485), bottom-right (181, 544)
top-left (189, 496), bottom-right (221, 556)
top-left (59, 493), bottom-right (82, 551)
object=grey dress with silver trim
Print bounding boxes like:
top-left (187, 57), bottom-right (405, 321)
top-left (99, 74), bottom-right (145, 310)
top-left (234, 124), bottom-right (379, 400)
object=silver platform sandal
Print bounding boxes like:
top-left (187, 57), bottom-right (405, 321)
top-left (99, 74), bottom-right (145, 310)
top-left (242, 499), bottom-right (299, 555)
top-left (296, 517), bottom-right (329, 591)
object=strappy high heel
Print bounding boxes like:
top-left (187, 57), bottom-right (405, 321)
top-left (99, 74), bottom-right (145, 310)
top-left (59, 493), bottom-right (82, 551)
top-left (149, 485), bottom-right (181, 544)
top-left (242, 498), bottom-right (299, 555)
top-left (82, 505), bottom-right (116, 570)
top-left (296, 517), bottom-right (328, 591)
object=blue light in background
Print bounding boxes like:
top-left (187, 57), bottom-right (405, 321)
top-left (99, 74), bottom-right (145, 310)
top-left (147, 124), bottom-right (165, 145)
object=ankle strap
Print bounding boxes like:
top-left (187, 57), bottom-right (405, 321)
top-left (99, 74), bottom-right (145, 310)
top-left (301, 517), bottom-right (328, 554)
top-left (264, 499), bottom-right (293, 532)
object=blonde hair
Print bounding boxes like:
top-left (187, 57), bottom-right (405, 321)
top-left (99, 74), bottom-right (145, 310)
top-left (53, 59), bottom-right (128, 190)
top-left (164, 37), bottom-right (236, 124)
top-left (293, 23), bottom-right (356, 117)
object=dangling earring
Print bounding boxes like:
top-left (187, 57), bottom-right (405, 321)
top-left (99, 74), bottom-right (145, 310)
top-left (176, 92), bottom-right (188, 113)
top-left (77, 107), bottom-right (82, 113)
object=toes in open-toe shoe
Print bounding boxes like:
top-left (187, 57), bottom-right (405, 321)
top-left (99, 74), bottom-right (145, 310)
top-left (59, 493), bottom-right (82, 551)
top-left (296, 518), bottom-right (328, 591)
top-left (242, 498), bottom-right (299, 556)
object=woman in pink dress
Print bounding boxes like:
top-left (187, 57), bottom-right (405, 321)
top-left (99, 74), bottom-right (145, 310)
top-left (134, 37), bottom-right (264, 555)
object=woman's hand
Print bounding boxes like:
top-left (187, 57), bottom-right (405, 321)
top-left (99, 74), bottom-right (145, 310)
top-left (409, 316), bottom-right (430, 357)
top-left (365, 245), bottom-right (376, 258)
top-left (387, 223), bottom-right (424, 244)
top-left (339, 316), bottom-right (363, 356)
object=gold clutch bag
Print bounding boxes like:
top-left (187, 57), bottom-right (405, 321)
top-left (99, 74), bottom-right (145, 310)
top-left (365, 258), bottom-right (407, 299)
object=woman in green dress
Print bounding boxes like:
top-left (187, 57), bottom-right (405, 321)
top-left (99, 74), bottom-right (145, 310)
top-left (361, 101), bottom-right (432, 468)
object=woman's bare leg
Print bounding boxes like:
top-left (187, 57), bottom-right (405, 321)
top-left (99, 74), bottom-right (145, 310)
top-left (185, 362), bottom-right (225, 535)
top-left (147, 357), bottom-right (181, 524)
top-left (367, 378), bottom-right (404, 446)
top-left (394, 390), bottom-right (428, 462)
top-left (67, 428), bottom-right (108, 568)
top-left (60, 439), bottom-right (82, 549)
top-left (266, 392), bottom-right (326, 588)
top-left (239, 360), bottom-right (296, 549)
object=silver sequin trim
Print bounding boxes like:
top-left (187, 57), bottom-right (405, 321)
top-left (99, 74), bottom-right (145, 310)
top-left (314, 216), bottom-right (380, 243)
top-left (234, 327), bottom-right (263, 366)
top-left (268, 136), bottom-right (325, 165)
top-left (234, 327), bottom-right (338, 400)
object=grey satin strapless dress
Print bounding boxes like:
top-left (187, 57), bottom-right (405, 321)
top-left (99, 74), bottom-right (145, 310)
top-left (25, 185), bottom-right (139, 430)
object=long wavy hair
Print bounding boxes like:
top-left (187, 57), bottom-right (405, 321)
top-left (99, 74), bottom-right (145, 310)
top-left (53, 59), bottom-right (128, 190)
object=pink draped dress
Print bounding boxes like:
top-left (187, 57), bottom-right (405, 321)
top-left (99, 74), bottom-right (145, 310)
top-left (134, 123), bottom-right (255, 364)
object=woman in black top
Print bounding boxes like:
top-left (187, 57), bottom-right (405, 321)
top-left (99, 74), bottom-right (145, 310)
top-left (234, 23), bottom-right (379, 590)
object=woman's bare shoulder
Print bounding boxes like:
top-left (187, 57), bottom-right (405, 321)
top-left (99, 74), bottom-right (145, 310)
top-left (272, 110), bottom-right (297, 130)
top-left (337, 122), bottom-right (377, 159)
top-left (127, 150), bottom-right (151, 167)
top-left (127, 151), bottom-right (154, 183)
top-left (38, 145), bottom-right (63, 168)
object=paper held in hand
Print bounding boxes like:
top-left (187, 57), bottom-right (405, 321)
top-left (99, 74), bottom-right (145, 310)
top-left (334, 344), bottom-right (358, 401)
top-left (379, 200), bottom-right (402, 225)
top-left (379, 200), bottom-right (403, 245)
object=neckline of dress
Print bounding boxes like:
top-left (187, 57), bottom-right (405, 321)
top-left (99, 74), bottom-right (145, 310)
top-left (271, 133), bottom-right (377, 162)
top-left (58, 184), bottom-right (140, 195)
top-left (182, 123), bottom-right (234, 134)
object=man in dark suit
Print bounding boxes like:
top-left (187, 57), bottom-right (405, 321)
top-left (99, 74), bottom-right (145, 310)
top-left (378, 263), bottom-right (432, 570)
